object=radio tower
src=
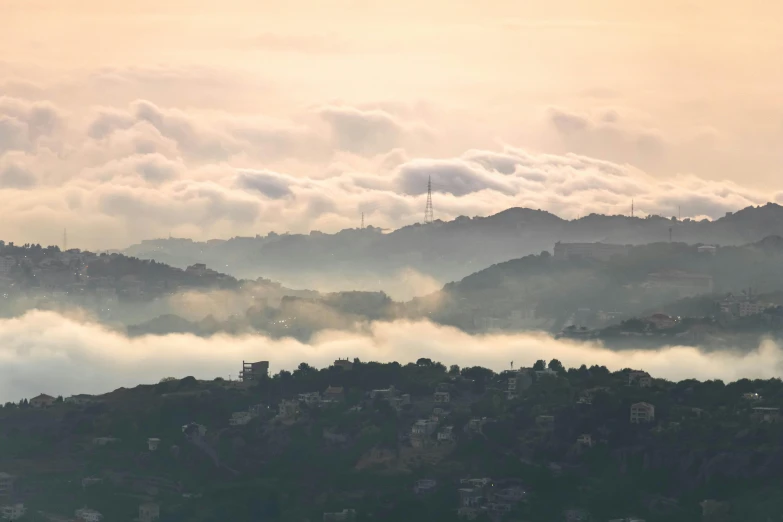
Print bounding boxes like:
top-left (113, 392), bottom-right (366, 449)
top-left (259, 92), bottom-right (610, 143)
top-left (424, 176), bottom-right (434, 224)
top-left (361, 212), bottom-right (364, 229)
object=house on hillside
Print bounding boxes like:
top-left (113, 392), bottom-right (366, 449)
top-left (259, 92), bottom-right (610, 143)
top-left (413, 479), bottom-right (437, 494)
top-left (323, 386), bottom-right (345, 402)
top-left (0, 504), bottom-right (26, 521)
top-left (147, 438), bottom-right (161, 451)
top-left (628, 371), bottom-right (652, 387)
top-left (752, 407), bottom-right (781, 423)
top-left (30, 393), bottom-right (56, 408)
top-left (75, 508), bottom-right (103, 522)
top-left (229, 412), bottom-right (253, 426)
top-left (647, 314), bottom-right (676, 330)
top-left (433, 391), bottom-right (450, 404)
top-left (0, 473), bottom-right (14, 499)
top-left (65, 394), bottom-right (96, 406)
top-left (333, 358), bottom-right (353, 371)
top-left (139, 502), bottom-right (160, 522)
top-left (630, 402), bottom-right (655, 424)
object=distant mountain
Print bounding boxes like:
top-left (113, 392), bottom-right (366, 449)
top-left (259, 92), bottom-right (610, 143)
top-left (122, 203), bottom-right (783, 296)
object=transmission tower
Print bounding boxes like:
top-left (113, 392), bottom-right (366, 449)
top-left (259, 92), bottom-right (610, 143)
top-left (361, 212), bottom-right (364, 229)
top-left (424, 176), bottom-right (434, 224)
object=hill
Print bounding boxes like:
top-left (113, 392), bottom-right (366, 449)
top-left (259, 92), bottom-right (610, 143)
top-left (123, 203), bottom-right (783, 295)
top-left (3, 359), bottom-right (783, 521)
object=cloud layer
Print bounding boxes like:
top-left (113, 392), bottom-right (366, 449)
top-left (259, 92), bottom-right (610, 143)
top-left (2, 310), bottom-right (782, 403)
top-left (0, 91), bottom-right (778, 250)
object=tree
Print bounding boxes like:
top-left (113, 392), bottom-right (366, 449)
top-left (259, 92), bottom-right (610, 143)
top-left (548, 359), bottom-right (564, 373)
top-left (448, 364), bottom-right (460, 376)
top-left (159, 377), bottom-right (177, 383)
top-left (533, 360), bottom-right (546, 371)
top-left (416, 358), bottom-right (433, 367)
top-left (55, 395), bottom-right (63, 403)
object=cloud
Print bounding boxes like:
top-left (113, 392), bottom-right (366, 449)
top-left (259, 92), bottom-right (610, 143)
top-left (0, 92), bottom-right (773, 249)
top-left (1, 310), bottom-right (782, 403)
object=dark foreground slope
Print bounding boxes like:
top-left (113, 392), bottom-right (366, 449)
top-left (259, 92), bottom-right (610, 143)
top-left (2, 360), bottom-right (783, 521)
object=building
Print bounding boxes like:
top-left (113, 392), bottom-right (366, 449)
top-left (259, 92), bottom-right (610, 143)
top-left (0, 256), bottom-right (15, 274)
top-left (0, 474), bottom-right (14, 500)
top-left (139, 503), bottom-right (160, 522)
top-left (739, 301), bottom-right (769, 317)
top-left (536, 415), bottom-right (555, 431)
top-left (333, 358), bottom-right (354, 371)
top-left (65, 394), bottom-right (96, 406)
top-left (465, 417), bottom-right (488, 435)
top-left (0, 504), bottom-right (26, 521)
top-left (630, 402), bottom-right (655, 424)
top-left (323, 386), bottom-right (345, 402)
top-left (506, 369), bottom-right (532, 399)
top-left (413, 479), bottom-right (437, 494)
top-left (628, 371), bottom-right (652, 387)
top-left (752, 407), bottom-right (781, 423)
top-left (229, 412), bottom-right (253, 426)
top-left (29, 393), bottom-right (56, 408)
top-left (433, 391), bottom-right (450, 404)
top-left (81, 477), bottom-right (103, 489)
top-left (147, 438), bottom-right (161, 451)
top-left (239, 360), bottom-right (269, 382)
top-left (535, 367), bottom-right (558, 379)
top-left (298, 392), bottom-right (321, 406)
top-left (743, 392), bottom-right (761, 401)
top-left (278, 399), bottom-right (299, 418)
top-left (75, 508), bottom-right (103, 522)
top-left (646, 270), bottom-right (713, 298)
top-left (697, 245), bottom-right (716, 255)
top-left (553, 242), bottom-right (630, 262)
top-left (437, 426), bottom-right (455, 442)
top-left (369, 386), bottom-right (397, 400)
top-left (411, 419), bottom-right (438, 437)
top-left (322, 508), bottom-right (356, 521)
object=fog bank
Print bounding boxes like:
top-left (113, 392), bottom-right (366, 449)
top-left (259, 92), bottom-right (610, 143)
top-left (1, 310), bottom-right (782, 403)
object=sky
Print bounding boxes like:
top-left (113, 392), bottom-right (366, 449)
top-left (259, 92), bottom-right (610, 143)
top-left (1, 0), bottom-right (782, 249)
top-left (3, 310), bottom-right (783, 403)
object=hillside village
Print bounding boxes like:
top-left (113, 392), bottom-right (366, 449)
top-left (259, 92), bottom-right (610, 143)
top-left (1, 357), bottom-right (782, 521)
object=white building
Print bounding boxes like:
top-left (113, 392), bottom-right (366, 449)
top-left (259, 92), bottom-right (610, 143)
top-left (739, 301), bottom-right (768, 317)
top-left (75, 508), bottom-right (103, 522)
top-left (229, 412), bottom-right (253, 426)
top-left (411, 419), bottom-right (438, 436)
top-left (0, 257), bottom-right (15, 275)
top-left (298, 392), bottom-right (321, 405)
top-left (697, 245), bottom-right (716, 255)
top-left (323, 508), bottom-right (356, 521)
top-left (630, 402), bottom-right (655, 424)
top-left (139, 503), bottom-right (160, 522)
top-left (0, 503), bottom-right (26, 521)
top-left (147, 438), bottom-right (161, 451)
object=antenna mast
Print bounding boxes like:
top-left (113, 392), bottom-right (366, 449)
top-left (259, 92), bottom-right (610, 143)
top-left (361, 212), bottom-right (364, 229)
top-left (631, 199), bottom-right (634, 218)
top-left (63, 229), bottom-right (67, 251)
top-left (424, 176), bottom-right (434, 224)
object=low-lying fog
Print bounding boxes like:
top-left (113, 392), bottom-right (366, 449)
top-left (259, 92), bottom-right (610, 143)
top-left (1, 310), bottom-right (782, 403)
